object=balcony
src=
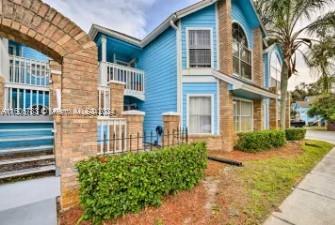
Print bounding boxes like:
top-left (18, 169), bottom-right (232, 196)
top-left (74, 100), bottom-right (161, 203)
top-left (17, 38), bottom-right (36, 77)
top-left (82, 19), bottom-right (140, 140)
top-left (4, 55), bottom-right (51, 115)
top-left (100, 62), bottom-right (145, 101)
top-left (9, 55), bottom-right (50, 87)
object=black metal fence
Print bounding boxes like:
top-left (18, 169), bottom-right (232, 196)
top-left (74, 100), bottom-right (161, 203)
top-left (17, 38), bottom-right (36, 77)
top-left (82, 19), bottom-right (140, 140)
top-left (98, 127), bottom-right (188, 155)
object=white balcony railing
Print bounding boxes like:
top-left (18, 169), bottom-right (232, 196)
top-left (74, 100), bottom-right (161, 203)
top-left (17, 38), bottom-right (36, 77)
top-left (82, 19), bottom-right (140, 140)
top-left (100, 62), bottom-right (145, 100)
top-left (97, 117), bottom-right (127, 154)
top-left (9, 55), bottom-right (50, 87)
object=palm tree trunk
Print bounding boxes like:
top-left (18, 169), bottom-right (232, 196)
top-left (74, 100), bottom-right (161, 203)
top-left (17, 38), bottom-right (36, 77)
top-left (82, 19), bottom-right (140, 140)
top-left (280, 61), bottom-right (289, 129)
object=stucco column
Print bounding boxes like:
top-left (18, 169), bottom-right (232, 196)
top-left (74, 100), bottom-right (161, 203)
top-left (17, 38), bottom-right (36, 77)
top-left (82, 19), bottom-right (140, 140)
top-left (0, 75), bottom-right (4, 110)
top-left (162, 113), bottom-right (181, 146)
top-left (109, 82), bottom-right (125, 116)
top-left (218, 0), bottom-right (233, 75)
top-left (122, 110), bottom-right (145, 150)
top-left (253, 99), bottom-right (263, 131)
top-left (220, 82), bottom-right (234, 151)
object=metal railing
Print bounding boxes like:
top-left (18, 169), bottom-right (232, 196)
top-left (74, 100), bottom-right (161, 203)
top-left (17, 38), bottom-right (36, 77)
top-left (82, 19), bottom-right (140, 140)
top-left (99, 62), bottom-right (144, 97)
top-left (9, 55), bottom-right (50, 87)
top-left (97, 124), bottom-right (188, 155)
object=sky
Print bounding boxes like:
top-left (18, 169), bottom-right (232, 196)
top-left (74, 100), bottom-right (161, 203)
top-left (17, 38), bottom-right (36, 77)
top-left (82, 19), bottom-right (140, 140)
top-left (43, 0), bottom-right (333, 90)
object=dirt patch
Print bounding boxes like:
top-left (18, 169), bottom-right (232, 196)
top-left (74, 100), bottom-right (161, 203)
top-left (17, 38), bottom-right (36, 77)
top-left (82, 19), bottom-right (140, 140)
top-left (209, 141), bottom-right (303, 162)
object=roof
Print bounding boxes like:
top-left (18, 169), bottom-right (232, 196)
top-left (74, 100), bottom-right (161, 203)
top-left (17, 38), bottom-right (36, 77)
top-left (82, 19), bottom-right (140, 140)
top-left (295, 101), bottom-right (310, 108)
top-left (211, 70), bottom-right (278, 99)
top-left (89, 0), bottom-right (267, 48)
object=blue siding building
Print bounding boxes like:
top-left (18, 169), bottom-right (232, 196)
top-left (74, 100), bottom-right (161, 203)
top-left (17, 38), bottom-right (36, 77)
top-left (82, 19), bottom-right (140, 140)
top-left (88, 0), bottom-right (282, 150)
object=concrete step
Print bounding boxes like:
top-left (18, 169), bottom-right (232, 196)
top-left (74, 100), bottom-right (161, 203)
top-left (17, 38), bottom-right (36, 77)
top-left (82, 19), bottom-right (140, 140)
top-left (0, 165), bottom-right (56, 180)
top-left (0, 145), bottom-right (53, 155)
top-left (0, 155), bottom-right (55, 166)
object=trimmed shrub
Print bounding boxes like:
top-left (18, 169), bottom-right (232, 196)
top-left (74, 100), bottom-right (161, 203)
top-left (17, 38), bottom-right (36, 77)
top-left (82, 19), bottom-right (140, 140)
top-left (76, 142), bottom-right (207, 224)
top-left (236, 130), bottom-right (286, 152)
top-left (285, 128), bottom-right (306, 141)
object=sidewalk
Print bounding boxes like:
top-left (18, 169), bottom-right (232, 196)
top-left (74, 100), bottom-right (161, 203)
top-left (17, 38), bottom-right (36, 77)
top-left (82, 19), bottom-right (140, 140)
top-left (264, 147), bottom-right (335, 225)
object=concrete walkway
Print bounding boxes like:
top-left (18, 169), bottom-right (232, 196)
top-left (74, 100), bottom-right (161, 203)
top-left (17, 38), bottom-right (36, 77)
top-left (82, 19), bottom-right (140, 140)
top-left (264, 132), bottom-right (335, 225)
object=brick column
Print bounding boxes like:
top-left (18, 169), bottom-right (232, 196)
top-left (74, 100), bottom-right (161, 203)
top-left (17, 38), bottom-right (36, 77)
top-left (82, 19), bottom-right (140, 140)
top-left (122, 110), bottom-right (145, 150)
top-left (109, 82), bottom-right (124, 116)
top-left (162, 113), bottom-right (180, 146)
top-left (218, 0), bottom-right (233, 75)
top-left (253, 28), bottom-right (263, 87)
top-left (253, 99), bottom-right (263, 131)
top-left (0, 76), bottom-right (4, 110)
top-left (220, 82), bottom-right (234, 151)
top-left (269, 98), bottom-right (278, 129)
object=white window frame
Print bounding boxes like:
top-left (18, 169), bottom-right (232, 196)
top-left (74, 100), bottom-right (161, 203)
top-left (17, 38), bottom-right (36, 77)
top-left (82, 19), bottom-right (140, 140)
top-left (233, 97), bottom-right (254, 132)
top-left (231, 21), bottom-right (253, 81)
top-left (186, 94), bottom-right (215, 135)
top-left (186, 27), bottom-right (214, 69)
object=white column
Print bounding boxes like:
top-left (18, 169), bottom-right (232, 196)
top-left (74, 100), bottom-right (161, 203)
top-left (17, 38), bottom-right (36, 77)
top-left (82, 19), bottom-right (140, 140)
top-left (100, 35), bottom-right (107, 86)
top-left (0, 38), bottom-right (9, 81)
top-left (101, 35), bottom-right (107, 63)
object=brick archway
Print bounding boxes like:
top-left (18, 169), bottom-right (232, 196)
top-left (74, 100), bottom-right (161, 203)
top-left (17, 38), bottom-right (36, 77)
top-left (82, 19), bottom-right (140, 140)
top-left (0, 0), bottom-right (98, 209)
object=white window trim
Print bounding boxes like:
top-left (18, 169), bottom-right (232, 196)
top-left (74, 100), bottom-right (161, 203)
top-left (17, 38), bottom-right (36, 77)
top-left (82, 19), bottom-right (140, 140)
top-left (233, 97), bottom-right (254, 132)
top-left (186, 27), bottom-right (214, 69)
top-left (231, 21), bottom-right (254, 82)
top-left (186, 93), bottom-right (215, 135)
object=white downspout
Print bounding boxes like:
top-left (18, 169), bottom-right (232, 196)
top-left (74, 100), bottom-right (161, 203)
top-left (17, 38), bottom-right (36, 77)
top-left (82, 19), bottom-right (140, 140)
top-left (170, 15), bottom-right (182, 125)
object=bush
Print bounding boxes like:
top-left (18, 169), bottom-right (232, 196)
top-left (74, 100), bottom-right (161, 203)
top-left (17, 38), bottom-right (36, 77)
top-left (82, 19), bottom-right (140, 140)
top-left (76, 143), bottom-right (207, 224)
top-left (236, 130), bottom-right (286, 152)
top-left (285, 128), bottom-right (306, 140)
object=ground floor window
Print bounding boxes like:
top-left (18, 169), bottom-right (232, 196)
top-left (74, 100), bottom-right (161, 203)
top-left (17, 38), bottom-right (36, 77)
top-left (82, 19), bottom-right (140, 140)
top-left (188, 95), bottom-right (212, 134)
top-left (233, 99), bottom-right (253, 132)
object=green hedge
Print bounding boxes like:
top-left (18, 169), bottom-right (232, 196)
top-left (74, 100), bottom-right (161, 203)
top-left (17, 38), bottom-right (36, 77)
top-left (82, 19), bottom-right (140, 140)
top-left (285, 128), bottom-right (306, 140)
top-left (236, 130), bottom-right (286, 152)
top-left (76, 143), bottom-right (207, 224)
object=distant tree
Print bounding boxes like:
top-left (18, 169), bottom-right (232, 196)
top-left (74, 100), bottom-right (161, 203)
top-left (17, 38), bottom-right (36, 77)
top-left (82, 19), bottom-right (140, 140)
top-left (255, 0), bottom-right (335, 129)
top-left (308, 94), bottom-right (335, 122)
top-left (290, 82), bottom-right (321, 102)
top-left (304, 29), bottom-right (335, 93)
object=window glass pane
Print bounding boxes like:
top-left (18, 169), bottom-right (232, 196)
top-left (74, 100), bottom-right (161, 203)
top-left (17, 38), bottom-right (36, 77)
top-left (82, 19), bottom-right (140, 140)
top-left (188, 30), bottom-right (211, 68)
top-left (233, 42), bottom-right (239, 57)
top-left (241, 48), bottom-right (251, 63)
top-left (233, 100), bottom-right (253, 132)
top-left (189, 96), bottom-right (212, 133)
top-left (233, 57), bottom-right (240, 75)
top-left (241, 62), bottom-right (251, 79)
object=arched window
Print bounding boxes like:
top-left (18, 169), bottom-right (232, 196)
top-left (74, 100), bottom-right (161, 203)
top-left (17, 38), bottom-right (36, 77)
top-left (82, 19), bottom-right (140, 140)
top-left (232, 23), bottom-right (252, 79)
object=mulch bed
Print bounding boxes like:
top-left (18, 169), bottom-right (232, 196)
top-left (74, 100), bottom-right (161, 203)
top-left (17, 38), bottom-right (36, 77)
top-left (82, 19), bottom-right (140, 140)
top-left (60, 141), bottom-right (304, 225)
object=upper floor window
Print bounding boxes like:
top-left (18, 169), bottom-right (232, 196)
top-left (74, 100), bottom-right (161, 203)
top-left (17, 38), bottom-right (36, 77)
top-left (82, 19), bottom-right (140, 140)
top-left (188, 29), bottom-right (211, 68)
top-left (232, 23), bottom-right (252, 80)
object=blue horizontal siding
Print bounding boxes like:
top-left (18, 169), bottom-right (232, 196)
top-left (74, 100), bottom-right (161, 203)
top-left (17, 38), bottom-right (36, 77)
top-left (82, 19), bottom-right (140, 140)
top-left (182, 82), bottom-right (219, 134)
top-left (138, 28), bottom-right (177, 132)
top-left (181, 4), bottom-right (218, 70)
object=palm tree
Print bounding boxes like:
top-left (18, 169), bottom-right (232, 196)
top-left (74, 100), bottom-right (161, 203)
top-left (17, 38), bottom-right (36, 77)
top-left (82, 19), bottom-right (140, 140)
top-left (306, 36), bottom-right (335, 93)
top-left (255, 0), bottom-right (335, 129)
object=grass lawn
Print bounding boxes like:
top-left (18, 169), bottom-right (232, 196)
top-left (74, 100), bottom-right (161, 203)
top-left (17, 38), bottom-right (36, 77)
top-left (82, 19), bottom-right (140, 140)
top-left (238, 140), bottom-right (334, 224)
top-left (61, 140), bottom-right (334, 225)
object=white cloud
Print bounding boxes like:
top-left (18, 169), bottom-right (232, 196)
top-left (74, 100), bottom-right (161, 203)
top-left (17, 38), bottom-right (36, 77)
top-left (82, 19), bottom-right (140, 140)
top-left (42, 0), bottom-right (157, 38)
